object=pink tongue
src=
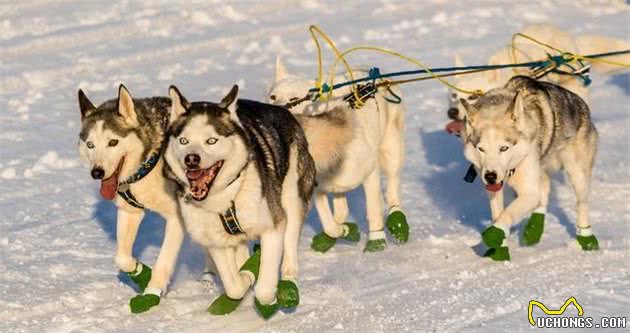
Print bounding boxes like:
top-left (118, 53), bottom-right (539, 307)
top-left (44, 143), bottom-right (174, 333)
top-left (186, 169), bottom-right (205, 180)
top-left (445, 120), bottom-right (464, 135)
top-left (100, 175), bottom-right (118, 200)
top-left (485, 183), bottom-right (503, 192)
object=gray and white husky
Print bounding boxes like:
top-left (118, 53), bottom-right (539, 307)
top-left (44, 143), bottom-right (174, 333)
top-left (459, 76), bottom-right (599, 261)
top-left (268, 57), bottom-right (409, 253)
top-left (77, 85), bottom-right (184, 313)
top-left (163, 85), bottom-right (316, 319)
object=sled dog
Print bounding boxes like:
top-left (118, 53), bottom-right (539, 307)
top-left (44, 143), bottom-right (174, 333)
top-left (163, 85), bottom-right (316, 319)
top-left (77, 85), bottom-right (184, 313)
top-left (460, 76), bottom-right (599, 261)
top-left (268, 56), bottom-right (409, 253)
top-left (446, 23), bottom-right (629, 135)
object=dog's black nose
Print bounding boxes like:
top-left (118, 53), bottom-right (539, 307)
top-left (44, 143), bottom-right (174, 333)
top-left (185, 154), bottom-right (201, 168)
top-left (484, 171), bottom-right (498, 184)
top-left (91, 167), bottom-right (105, 180)
top-left (447, 107), bottom-right (459, 120)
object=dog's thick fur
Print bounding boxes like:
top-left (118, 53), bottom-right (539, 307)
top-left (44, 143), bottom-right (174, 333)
top-left (447, 24), bottom-right (629, 127)
top-left (268, 57), bottom-right (406, 248)
top-left (163, 85), bottom-right (316, 306)
top-left (77, 86), bottom-right (184, 300)
top-left (461, 76), bottom-right (598, 240)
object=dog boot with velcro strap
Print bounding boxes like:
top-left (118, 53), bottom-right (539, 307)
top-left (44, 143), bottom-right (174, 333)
top-left (364, 230), bottom-right (387, 252)
top-left (523, 212), bottom-right (545, 246)
top-left (576, 226), bottom-right (599, 251)
top-left (127, 262), bottom-right (152, 293)
top-left (482, 225), bottom-right (510, 261)
top-left (341, 223), bottom-right (360, 242)
top-left (483, 246), bottom-right (511, 261)
top-left (129, 288), bottom-right (161, 313)
top-left (255, 298), bottom-right (279, 320)
top-left (239, 248), bottom-right (261, 281)
top-left (386, 210), bottom-right (409, 243)
top-left (208, 293), bottom-right (242, 315)
top-left (311, 232), bottom-right (337, 253)
top-left (276, 280), bottom-right (299, 308)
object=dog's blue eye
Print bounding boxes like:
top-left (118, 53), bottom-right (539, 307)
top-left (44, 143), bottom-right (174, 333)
top-left (500, 145), bottom-right (509, 152)
top-left (179, 137), bottom-right (189, 145)
top-left (108, 139), bottom-right (118, 147)
top-left (86, 141), bottom-right (94, 149)
top-left (206, 137), bottom-right (218, 145)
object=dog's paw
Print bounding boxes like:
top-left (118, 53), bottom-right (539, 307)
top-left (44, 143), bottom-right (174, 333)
top-left (311, 232), bottom-right (337, 253)
top-left (129, 294), bottom-right (160, 314)
top-left (386, 211), bottom-right (409, 243)
top-left (255, 298), bottom-right (279, 320)
top-left (364, 239), bottom-right (386, 252)
top-left (208, 294), bottom-right (242, 315)
top-left (239, 249), bottom-right (261, 281)
top-left (483, 246), bottom-right (510, 261)
top-left (482, 226), bottom-right (506, 248)
top-left (523, 212), bottom-right (545, 246)
top-left (277, 280), bottom-right (299, 308)
top-left (127, 262), bottom-right (152, 293)
top-left (341, 223), bottom-right (360, 242)
top-left (577, 235), bottom-right (599, 251)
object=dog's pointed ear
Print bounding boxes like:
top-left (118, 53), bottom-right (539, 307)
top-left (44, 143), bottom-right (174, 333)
top-left (78, 89), bottom-right (95, 119)
top-left (117, 84), bottom-right (139, 126)
top-left (485, 54), bottom-right (501, 83)
top-left (219, 84), bottom-right (239, 114)
top-left (168, 85), bottom-right (190, 123)
top-left (274, 55), bottom-right (288, 82)
top-left (508, 92), bottom-right (525, 127)
top-left (460, 98), bottom-right (478, 128)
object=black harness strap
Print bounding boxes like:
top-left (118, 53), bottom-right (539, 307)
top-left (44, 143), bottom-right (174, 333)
top-left (220, 201), bottom-right (244, 235)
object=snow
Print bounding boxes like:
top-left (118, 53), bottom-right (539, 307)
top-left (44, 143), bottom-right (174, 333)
top-left (1, 1), bottom-right (629, 332)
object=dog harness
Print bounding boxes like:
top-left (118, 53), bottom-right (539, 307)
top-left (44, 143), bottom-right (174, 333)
top-left (220, 201), bottom-right (244, 235)
top-left (117, 151), bottom-right (162, 209)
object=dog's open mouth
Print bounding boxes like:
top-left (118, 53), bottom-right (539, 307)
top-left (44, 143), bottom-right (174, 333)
top-left (186, 160), bottom-right (224, 201)
top-left (485, 181), bottom-right (503, 192)
top-left (100, 158), bottom-right (124, 200)
top-left (445, 120), bottom-right (464, 136)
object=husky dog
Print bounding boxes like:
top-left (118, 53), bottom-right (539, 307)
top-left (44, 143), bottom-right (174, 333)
top-left (460, 76), bottom-right (599, 261)
top-left (446, 24), bottom-right (630, 136)
top-left (268, 57), bottom-right (409, 253)
top-left (77, 85), bottom-right (185, 313)
top-left (163, 85), bottom-right (316, 319)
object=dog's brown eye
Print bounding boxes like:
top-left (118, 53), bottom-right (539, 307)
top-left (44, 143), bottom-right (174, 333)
top-left (451, 93), bottom-right (457, 99)
top-left (206, 137), bottom-right (218, 145)
top-left (108, 139), bottom-right (118, 147)
top-left (468, 95), bottom-right (478, 101)
top-left (499, 145), bottom-right (509, 152)
top-left (269, 95), bottom-right (276, 101)
top-left (86, 141), bottom-right (95, 149)
top-left (179, 137), bottom-right (189, 145)
top-left (289, 97), bottom-right (299, 102)
top-left (477, 146), bottom-right (485, 153)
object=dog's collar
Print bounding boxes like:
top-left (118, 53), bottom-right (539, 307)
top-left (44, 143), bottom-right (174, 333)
top-left (118, 151), bottom-right (162, 190)
top-left (220, 201), bottom-right (244, 235)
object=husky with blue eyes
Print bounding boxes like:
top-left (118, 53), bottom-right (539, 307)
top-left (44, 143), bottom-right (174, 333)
top-left (460, 76), bottom-right (599, 261)
top-left (163, 84), bottom-right (316, 319)
top-left (77, 85), bottom-right (188, 314)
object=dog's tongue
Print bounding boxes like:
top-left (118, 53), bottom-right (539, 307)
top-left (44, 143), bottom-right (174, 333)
top-left (100, 175), bottom-right (118, 200)
top-left (445, 120), bottom-right (464, 135)
top-left (186, 169), bottom-right (206, 180)
top-left (485, 182), bottom-right (503, 192)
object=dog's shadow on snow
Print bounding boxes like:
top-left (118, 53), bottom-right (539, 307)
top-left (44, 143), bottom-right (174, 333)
top-left (419, 129), bottom-right (576, 242)
top-left (304, 189), bottom-right (367, 238)
top-left (93, 199), bottom-right (204, 291)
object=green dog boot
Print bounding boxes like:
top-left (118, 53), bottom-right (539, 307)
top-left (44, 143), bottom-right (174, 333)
top-left (128, 262), bottom-right (152, 293)
top-left (208, 294), bottom-right (242, 315)
top-left (364, 238), bottom-right (386, 252)
top-left (341, 223), bottom-right (360, 242)
top-left (255, 298), bottom-right (279, 320)
top-left (311, 232), bottom-right (337, 253)
top-left (240, 249), bottom-right (261, 281)
top-left (577, 235), bottom-right (599, 251)
top-left (523, 212), bottom-right (545, 246)
top-left (129, 294), bottom-right (160, 314)
top-left (277, 280), bottom-right (299, 308)
top-left (482, 225), bottom-right (506, 248)
top-left (386, 211), bottom-right (409, 243)
top-left (483, 246), bottom-right (511, 261)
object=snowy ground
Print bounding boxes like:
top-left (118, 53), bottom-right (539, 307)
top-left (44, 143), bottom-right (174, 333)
top-left (1, 1), bottom-right (629, 332)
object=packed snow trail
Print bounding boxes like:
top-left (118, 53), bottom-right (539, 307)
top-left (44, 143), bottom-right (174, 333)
top-left (1, 1), bottom-right (628, 332)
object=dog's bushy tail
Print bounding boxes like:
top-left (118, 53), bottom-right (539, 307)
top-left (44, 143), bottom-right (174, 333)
top-left (576, 35), bottom-right (630, 75)
top-left (296, 108), bottom-right (353, 176)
